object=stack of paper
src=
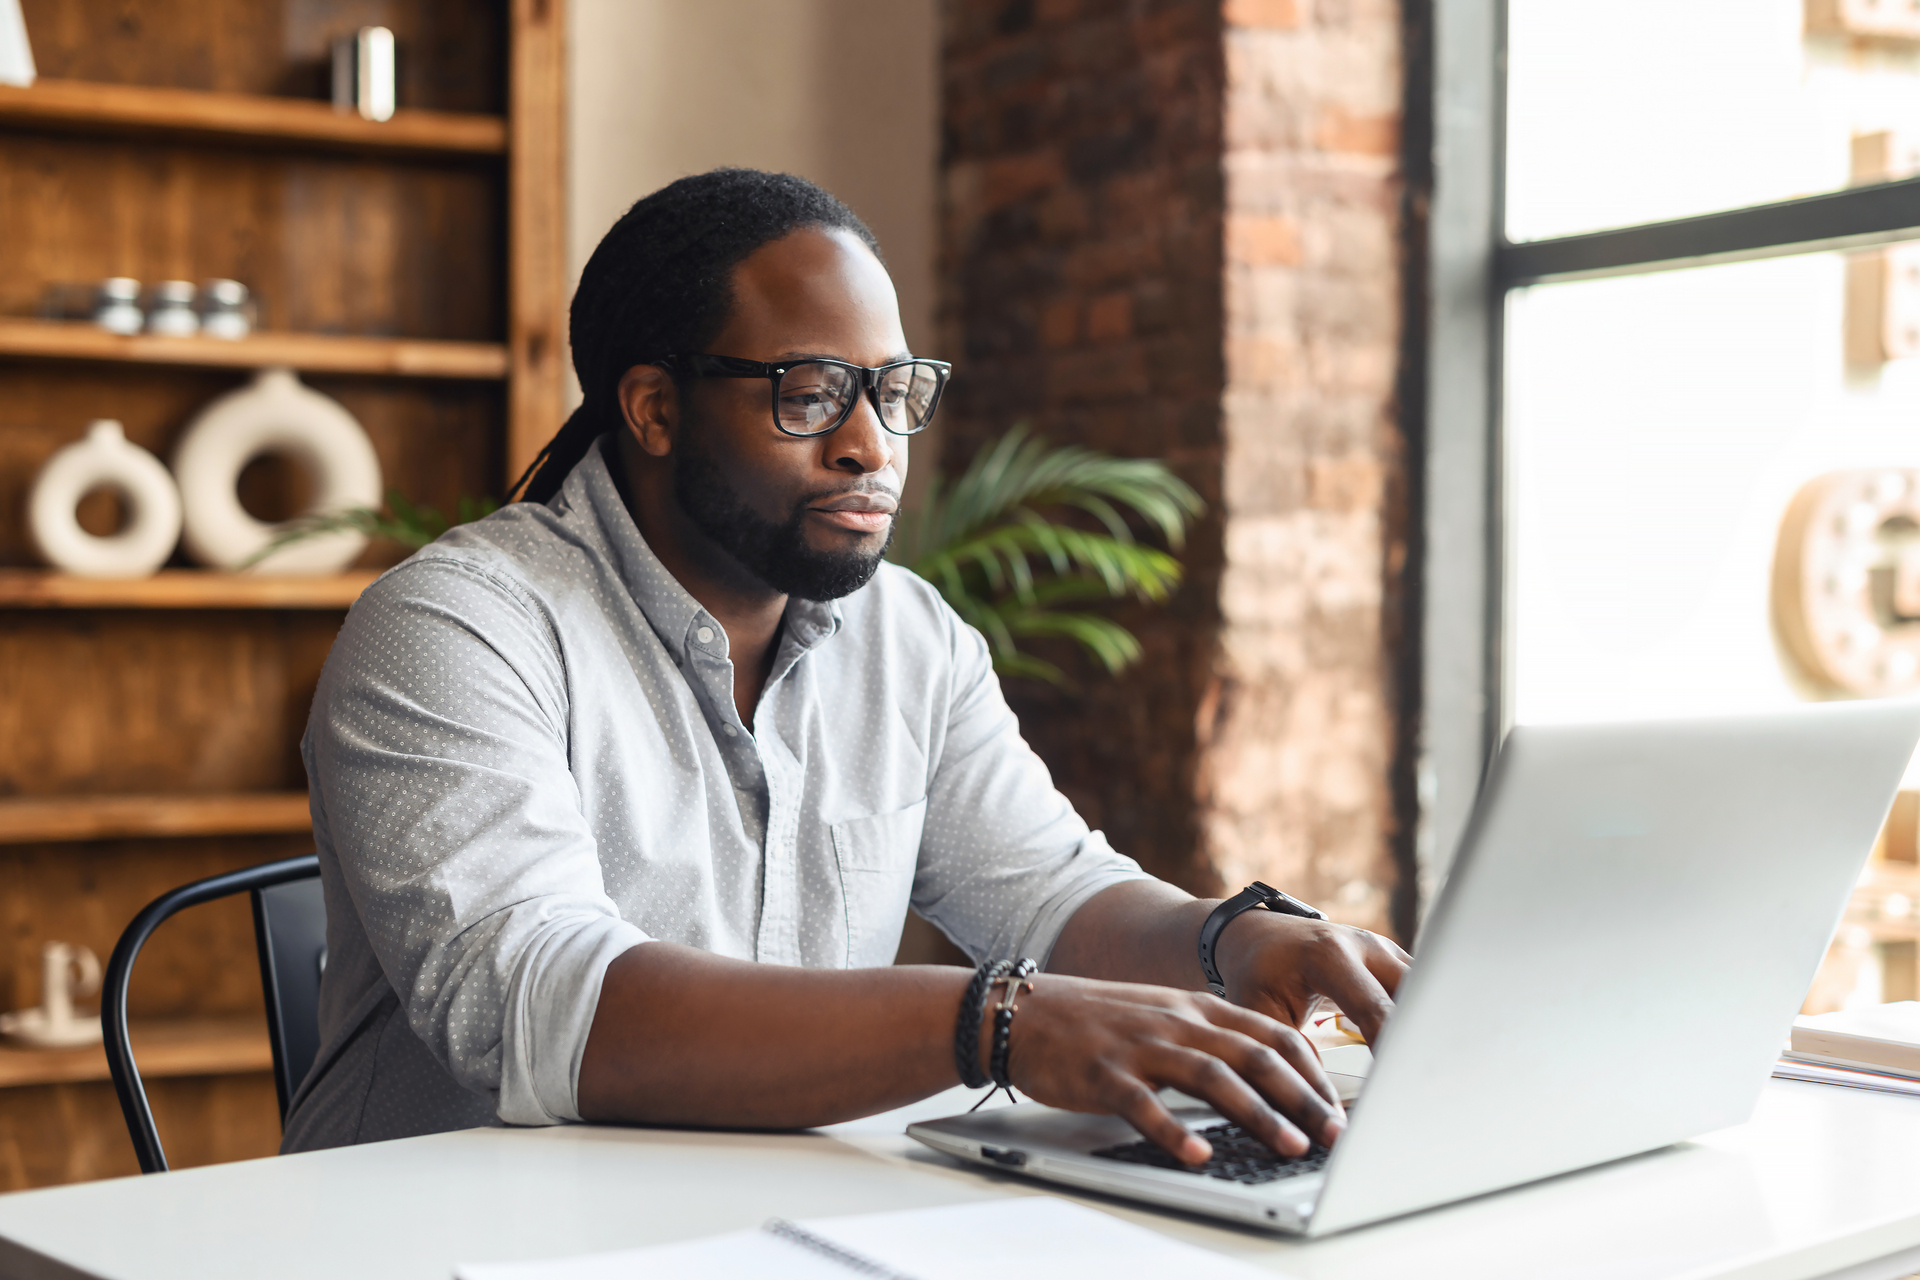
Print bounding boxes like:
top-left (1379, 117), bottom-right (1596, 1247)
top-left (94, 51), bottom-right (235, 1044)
top-left (1773, 1000), bottom-right (1920, 1097)
top-left (456, 1197), bottom-right (1278, 1280)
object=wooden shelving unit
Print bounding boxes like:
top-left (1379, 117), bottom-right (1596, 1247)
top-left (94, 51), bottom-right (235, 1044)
top-left (0, 320), bottom-right (508, 380)
top-left (0, 0), bottom-right (567, 1189)
top-left (0, 793), bottom-right (313, 845)
top-left (0, 1017), bottom-right (270, 1089)
top-left (0, 79), bottom-right (505, 157)
top-left (0, 569), bottom-right (379, 610)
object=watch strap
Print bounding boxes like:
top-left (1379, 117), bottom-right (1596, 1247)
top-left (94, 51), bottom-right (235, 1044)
top-left (1197, 880), bottom-right (1327, 997)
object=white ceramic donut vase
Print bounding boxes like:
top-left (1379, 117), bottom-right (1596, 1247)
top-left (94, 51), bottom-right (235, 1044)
top-left (28, 420), bottom-right (183, 578)
top-left (173, 367), bottom-right (382, 573)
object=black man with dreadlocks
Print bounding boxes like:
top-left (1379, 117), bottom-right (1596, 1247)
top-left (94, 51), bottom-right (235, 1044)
top-left (285, 169), bottom-right (1408, 1167)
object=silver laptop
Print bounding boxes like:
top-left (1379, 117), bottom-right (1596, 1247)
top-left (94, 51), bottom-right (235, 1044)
top-left (909, 702), bottom-right (1920, 1236)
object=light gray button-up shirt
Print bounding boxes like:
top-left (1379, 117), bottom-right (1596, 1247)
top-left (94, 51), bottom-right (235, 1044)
top-left (281, 436), bottom-right (1148, 1151)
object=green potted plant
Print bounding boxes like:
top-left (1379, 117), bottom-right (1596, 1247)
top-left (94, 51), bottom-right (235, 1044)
top-left (892, 426), bottom-right (1202, 685)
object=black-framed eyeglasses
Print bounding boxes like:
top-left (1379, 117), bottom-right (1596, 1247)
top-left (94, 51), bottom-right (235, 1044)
top-left (656, 352), bottom-right (952, 438)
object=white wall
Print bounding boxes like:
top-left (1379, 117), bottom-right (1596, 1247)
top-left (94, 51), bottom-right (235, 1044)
top-left (566, 0), bottom-right (941, 500)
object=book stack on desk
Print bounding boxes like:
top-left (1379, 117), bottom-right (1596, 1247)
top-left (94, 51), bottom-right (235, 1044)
top-left (1774, 1000), bottom-right (1920, 1096)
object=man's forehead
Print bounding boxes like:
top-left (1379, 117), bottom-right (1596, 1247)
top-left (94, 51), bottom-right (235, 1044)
top-left (720, 227), bottom-right (907, 359)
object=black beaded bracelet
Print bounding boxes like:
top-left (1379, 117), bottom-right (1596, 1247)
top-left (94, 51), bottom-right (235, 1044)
top-left (953, 959), bottom-right (1013, 1089)
top-left (988, 958), bottom-right (1039, 1089)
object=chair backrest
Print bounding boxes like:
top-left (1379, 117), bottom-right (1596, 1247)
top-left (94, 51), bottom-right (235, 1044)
top-left (253, 876), bottom-right (328, 1121)
top-left (103, 853), bottom-right (323, 1174)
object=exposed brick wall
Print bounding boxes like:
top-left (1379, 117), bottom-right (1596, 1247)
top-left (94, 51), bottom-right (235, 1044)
top-left (937, 0), bottom-right (1412, 936)
top-left (1204, 0), bottom-right (1409, 934)
top-left (938, 0), bottom-right (1229, 892)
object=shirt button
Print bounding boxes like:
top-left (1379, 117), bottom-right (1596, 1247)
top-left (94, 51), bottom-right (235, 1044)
top-left (721, 724), bottom-right (737, 737)
top-left (696, 626), bottom-right (715, 644)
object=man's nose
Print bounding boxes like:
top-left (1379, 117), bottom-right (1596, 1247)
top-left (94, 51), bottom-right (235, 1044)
top-left (824, 390), bottom-right (895, 474)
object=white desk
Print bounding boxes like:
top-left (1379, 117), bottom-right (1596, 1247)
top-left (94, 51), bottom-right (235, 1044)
top-left (2, 1079), bottom-right (1920, 1280)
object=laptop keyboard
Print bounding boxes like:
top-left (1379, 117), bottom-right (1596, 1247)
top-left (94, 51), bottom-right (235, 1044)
top-left (1090, 1122), bottom-right (1331, 1185)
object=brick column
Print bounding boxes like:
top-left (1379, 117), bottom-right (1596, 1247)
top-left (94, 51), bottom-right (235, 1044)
top-left (1200, 0), bottom-right (1412, 934)
top-left (938, 0), bottom-right (1414, 937)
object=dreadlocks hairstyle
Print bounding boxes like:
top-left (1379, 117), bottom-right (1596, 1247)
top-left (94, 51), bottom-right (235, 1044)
top-left (510, 168), bottom-right (881, 505)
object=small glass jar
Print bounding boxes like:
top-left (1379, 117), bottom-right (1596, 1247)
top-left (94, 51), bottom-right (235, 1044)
top-left (145, 281), bottom-right (199, 337)
top-left (197, 279), bottom-right (254, 340)
top-left (92, 278), bottom-right (143, 335)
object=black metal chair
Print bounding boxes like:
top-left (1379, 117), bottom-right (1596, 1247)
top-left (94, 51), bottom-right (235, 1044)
top-left (102, 853), bottom-right (325, 1173)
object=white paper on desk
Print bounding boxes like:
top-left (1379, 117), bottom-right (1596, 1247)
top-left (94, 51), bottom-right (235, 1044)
top-left (455, 1197), bottom-right (1281, 1280)
top-left (1773, 1057), bottom-right (1920, 1097)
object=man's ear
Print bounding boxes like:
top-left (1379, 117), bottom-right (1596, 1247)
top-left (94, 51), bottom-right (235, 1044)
top-left (617, 365), bottom-right (678, 458)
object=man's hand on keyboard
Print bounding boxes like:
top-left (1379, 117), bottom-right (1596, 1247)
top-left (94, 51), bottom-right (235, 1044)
top-left (1002, 976), bottom-right (1345, 1168)
top-left (1211, 911), bottom-right (1411, 1045)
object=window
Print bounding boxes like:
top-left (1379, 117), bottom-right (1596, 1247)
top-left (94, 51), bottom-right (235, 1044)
top-left (1424, 0), bottom-right (1920, 1007)
top-left (1506, 0), bottom-right (1920, 241)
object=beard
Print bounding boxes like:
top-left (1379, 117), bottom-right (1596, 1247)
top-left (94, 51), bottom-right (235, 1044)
top-left (671, 428), bottom-right (892, 603)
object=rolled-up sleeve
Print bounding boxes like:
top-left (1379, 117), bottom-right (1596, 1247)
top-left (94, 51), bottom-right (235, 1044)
top-left (307, 558), bottom-right (648, 1126)
top-left (909, 599), bottom-right (1153, 966)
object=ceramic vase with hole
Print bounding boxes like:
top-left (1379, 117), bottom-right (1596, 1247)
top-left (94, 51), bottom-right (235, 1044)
top-left (28, 419), bottom-right (183, 578)
top-left (173, 367), bottom-right (382, 573)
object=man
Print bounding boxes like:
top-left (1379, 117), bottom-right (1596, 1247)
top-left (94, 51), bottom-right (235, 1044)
top-left (285, 169), bottom-right (1408, 1167)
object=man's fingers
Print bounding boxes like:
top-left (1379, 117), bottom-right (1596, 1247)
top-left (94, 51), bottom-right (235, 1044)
top-left (1193, 997), bottom-right (1345, 1116)
top-left (1317, 955), bottom-right (1396, 1045)
top-left (1106, 1079), bottom-right (1212, 1165)
top-left (1143, 1040), bottom-right (1312, 1159)
top-left (1180, 1020), bottom-right (1343, 1147)
top-left (1264, 1021), bottom-right (1345, 1117)
top-left (1363, 932), bottom-right (1412, 994)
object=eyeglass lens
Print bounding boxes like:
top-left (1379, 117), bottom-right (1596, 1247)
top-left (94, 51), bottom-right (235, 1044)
top-left (775, 361), bottom-right (942, 436)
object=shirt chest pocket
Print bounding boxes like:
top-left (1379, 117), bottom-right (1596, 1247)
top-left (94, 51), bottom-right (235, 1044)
top-left (830, 797), bottom-right (928, 969)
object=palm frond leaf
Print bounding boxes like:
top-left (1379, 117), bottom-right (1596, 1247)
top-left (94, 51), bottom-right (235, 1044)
top-left (238, 489), bottom-right (498, 568)
top-left (894, 425), bottom-right (1202, 684)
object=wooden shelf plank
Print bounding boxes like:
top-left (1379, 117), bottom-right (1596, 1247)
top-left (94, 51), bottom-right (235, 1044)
top-left (0, 78), bottom-right (505, 157)
top-left (0, 320), bottom-right (508, 380)
top-left (0, 569), bottom-right (379, 610)
top-left (0, 1017), bottom-right (271, 1089)
top-left (0, 794), bottom-right (312, 845)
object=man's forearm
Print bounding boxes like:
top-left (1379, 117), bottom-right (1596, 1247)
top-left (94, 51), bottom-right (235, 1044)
top-left (577, 942), bottom-right (972, 1128)
top-left (1045, 880), bottom-right (1216, 990)
top-left (576, 889), bottom-right (1383, 1157)
top-left (577, 884), bottom-right (1220, 1130)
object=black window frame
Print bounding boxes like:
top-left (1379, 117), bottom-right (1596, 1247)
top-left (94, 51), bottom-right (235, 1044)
top-left (1416, 0), bottom-right (1920, 906)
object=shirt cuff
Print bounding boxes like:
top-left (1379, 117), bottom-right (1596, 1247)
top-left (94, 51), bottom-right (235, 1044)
top-left (1014, 830), bottom-right (1153, 968)
top-left (496, 914), bottom-right (650, 1126)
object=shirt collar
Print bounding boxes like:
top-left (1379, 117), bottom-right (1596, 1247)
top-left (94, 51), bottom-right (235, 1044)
top-left (554, 435), bottom-right (843, 667)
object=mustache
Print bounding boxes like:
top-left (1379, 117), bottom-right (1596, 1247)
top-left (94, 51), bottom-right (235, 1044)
top-left (800, 475), bottom-right (903, 507)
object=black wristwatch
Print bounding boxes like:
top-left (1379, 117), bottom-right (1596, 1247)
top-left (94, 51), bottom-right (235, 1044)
top-left (1198, 881), bottom-right (1326, 997)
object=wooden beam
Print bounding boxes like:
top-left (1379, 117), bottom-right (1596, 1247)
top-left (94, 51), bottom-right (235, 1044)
top-left (506, 0), bottom-right (571, 490)
top-left (0, 79), bottom-right (505, 157)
